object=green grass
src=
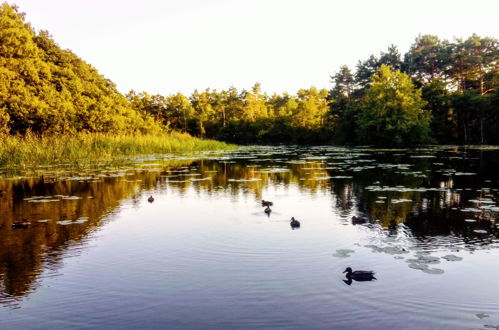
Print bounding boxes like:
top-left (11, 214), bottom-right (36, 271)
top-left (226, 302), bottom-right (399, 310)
top-left (0, 132), bottom-right (236, 171)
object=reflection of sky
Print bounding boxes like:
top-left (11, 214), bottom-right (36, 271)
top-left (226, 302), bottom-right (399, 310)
top-left (1, 146), bottom-right (499, 328)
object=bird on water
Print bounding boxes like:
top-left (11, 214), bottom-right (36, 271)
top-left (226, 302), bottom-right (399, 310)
top-left (343, 267), bottom-right (376, 281)
top-left (290, 217), bottom-right (300, 228)
top-left (262, 200), bottom-right (273, 207)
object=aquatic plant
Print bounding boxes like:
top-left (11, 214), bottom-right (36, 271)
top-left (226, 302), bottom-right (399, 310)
top-left (0, 132), bottom-right (235, 173)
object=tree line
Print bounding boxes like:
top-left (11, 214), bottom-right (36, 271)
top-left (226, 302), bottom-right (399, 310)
top-left (127, 35), bottom-right (498, 146)
top-left (1, 3), bottom-right (498, 146)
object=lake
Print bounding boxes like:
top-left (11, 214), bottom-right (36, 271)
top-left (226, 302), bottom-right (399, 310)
top-left (1, 146), bottom-right (498, 329)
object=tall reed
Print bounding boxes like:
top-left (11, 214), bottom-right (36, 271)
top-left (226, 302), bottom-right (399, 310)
top-left (0, 132), bottom-right (235, 169)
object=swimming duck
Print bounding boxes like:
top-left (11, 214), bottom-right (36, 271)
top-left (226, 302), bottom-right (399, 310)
top-left (290, 217), bottom-right (300, 228)
top-left (264, 206), bottom-right (271, 214)
top-left (148, 196), bottom-right (154, 203)
top-left (12, 219), bottom-right (31, 229)
top-left (261, 200), bottom-right (273, 207)
top-left (351, 216), bottom-right (368, 224)
top-left (343, 267), bottom-right (376, 280)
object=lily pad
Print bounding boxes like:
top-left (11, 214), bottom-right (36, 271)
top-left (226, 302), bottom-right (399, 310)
top-left (476, 313), bottom-right (490, 319)
top-left (408, 263), bottom-right (428, 270)
top-left (62, 196), bottom-right (83, 200)
top-left (473, 229), bottom-right (488, 234)
top-left (57, 220), bottom-right (73, 225)
top-left (421, 267), bottom-right (445, 275)
top-left (442, 255), bottom-right (463, 261)
top-left (332, 249), bottom-right (355, 258)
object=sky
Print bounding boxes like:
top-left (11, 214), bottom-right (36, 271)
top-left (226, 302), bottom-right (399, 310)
top-left (10, 0), bottom-right (499, 96)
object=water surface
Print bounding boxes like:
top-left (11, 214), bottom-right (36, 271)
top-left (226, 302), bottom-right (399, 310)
top-left (1, 146), bottom-right (499, 329)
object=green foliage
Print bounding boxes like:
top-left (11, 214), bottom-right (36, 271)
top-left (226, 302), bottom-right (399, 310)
top-left (356, 65), bottom-right (432, 146)
top-left (0, 132), bottom-right (234, 170)
top-left (0, 3), bottom-right (162, 136)
top-left (330, 33), bottom-right (498, 146)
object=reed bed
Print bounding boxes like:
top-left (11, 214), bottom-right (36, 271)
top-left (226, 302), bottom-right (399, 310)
top-left (0, 132), bottom-right (235, 169)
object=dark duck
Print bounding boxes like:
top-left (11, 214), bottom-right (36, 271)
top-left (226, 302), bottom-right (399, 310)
top-left (342, 267), bottom-right (376, 285)
top-left (261, 200), bottom-right (273, 207)
top-left (290, 217), bottom-right (300, 228)
top-left (12, 219), bottom-right (31, 229)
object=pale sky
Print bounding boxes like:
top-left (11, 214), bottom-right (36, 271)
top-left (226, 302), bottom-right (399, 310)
top-left (10, 0), bottom-right (499, 96)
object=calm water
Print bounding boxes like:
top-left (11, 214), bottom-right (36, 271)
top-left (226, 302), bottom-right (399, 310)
top-left (1, 146), bottom-right (499, 329)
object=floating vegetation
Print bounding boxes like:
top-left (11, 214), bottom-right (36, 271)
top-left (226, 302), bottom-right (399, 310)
top-left (465, 219), bottom-right (477, 223)
top-left (310, 176), bottom-right (333, 180)
top-left (442, 255), bottom-right (463, 261)
top-left (190, 177), bottom-right (212, 182)
top-left (57, 220), bottom-right (73, 225)
top-left (406, 255), bottom-right (440, 264)
top-left (62, 196), bottom-right (83, 200)
top-left (469, 199), bottom-right (495, 204)
top-left (476, 313), bottom-right (490, 319)
top-left (461, 208), bottom-right (483, 213)
top-left (410, 155), bottom-right (436, 158)
top-left (473, 229), bottom-right (488, 234)
top-left (332, 249), bottom-right (355, 258)
top-left (421, 267), bottom-right (445, 275)
top-left (408, 263), bottom-right (428, 270)
top-left (365, 186), bottom-right (439, 192)
top-left (391, 199), bottom-right (413, 204)
top-left (364, 245), bottom-right (409, 255)
top-left (28, 198), bottom-right (60, 203)
top-left (228, 178), bottom-right (261, 182)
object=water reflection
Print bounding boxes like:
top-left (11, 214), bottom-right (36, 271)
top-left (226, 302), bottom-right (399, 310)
top-left (0, 146), bottom-right (498, 311)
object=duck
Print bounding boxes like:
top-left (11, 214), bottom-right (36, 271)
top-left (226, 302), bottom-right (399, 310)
top-left (264, 206), bottom-right (271, 214)
top-left (343, 267), bottom-right (376, 281)
top-left (290, 217), bottom-right (300, 228)
top-left (261, 200), bottom-right (273, 207)
top-left (351, 216), bottom-right (368, 225)
top-left (12, 219), bottom-right (31, 229)
top-left (148, 196), bottom-right (154, 203)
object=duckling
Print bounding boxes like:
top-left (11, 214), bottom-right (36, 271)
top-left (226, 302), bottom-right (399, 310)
top-left (343, 267), bottom-right (376, 281)
top-left (12, 219), bottom-right (31, 229)
top-left (351, 216), bottom-right (368, 225)
top-left (290, 217), bottom-right (300, 228)
top-left (148, 196), bottom-right (154, 203)
top-left (261, 200), bottom-right (273, 207)
top-left (264, 206), bottom-right (272, 215)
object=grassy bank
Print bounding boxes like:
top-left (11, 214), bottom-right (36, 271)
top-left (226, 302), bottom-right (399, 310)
top-left (0, 132), bottom-right (236, 170)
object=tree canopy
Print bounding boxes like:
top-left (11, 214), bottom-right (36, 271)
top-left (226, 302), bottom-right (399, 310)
top-left (0, 3), bottom-right (161, 135)
top-left (356, 65), bottom-right (431, 146)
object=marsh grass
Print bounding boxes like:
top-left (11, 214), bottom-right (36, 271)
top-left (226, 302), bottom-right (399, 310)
top-left (0, 132), bottom-right (235, 171)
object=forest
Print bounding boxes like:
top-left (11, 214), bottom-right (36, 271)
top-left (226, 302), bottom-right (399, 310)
top-left (1, 3), bottom-right (498, 146)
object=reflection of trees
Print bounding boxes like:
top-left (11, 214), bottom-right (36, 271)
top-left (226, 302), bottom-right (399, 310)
top-left (0, 168), bottom-right (180, 305)
top-left (1, 147), bottom-right (498, 305)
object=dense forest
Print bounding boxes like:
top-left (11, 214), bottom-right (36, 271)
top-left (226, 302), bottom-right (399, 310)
top-left (1, 3), bottom-right (498, 146)
top-left (128, 36), bottom-right (498, 146)
top-left (0, 3), bottom-right (162, 135)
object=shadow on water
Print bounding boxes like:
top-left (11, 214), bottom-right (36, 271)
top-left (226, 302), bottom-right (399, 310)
top-left (0, 145), bottom-right (498, 311)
